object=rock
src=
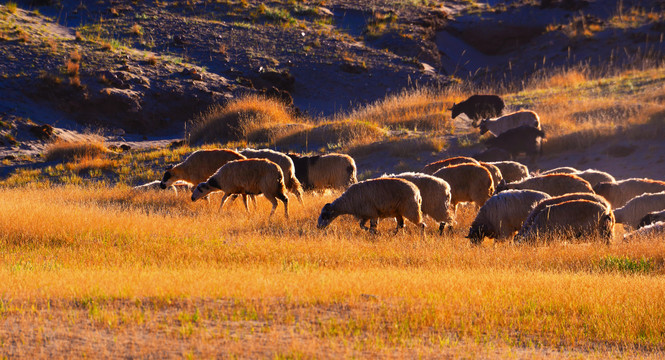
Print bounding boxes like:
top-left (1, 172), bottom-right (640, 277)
top-left (263, 86), bottom-right (294, 107)
top-left (99, 88), bottom-right (142, 113)
top-left (29, 124), bottom-right (54, 140)
top-left (120, 144), bottom-right (131, 151)
top-left (259, 70), bottom-right (295, 92)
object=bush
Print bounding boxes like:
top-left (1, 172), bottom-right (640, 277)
top-left (44, 140), bottom-right (109, 162)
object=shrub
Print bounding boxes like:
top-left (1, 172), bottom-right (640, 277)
top-left (44, 140), bottom-right (109, 162)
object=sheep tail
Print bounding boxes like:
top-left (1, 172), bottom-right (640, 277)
top-left (288, 175), bottom-right (304, 203)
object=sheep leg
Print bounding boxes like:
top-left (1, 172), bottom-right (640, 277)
top-left (241, 195), bottom-right (250, 213)
top-left (359, 219), bottom-right (369, 231)
top-left (265, 195), bottom-right (278, 219)
top-left (394, 216), bottom-right (405, 235)
top-left (218, 194), bottom-right (231, 212)
top-left (281, 197), bottom-right (289, 219)
top-left (438, 222), bottom-right (447, 235)
top-left (369, 219), bottom-right (378, 234)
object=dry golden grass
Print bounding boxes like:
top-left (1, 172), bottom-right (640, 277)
top-left (1, 185), bottom-right (664, 357)
top-left (43, 140), bottom-right (110, 162)
top-left (187, 95), bottom-right (299, 145)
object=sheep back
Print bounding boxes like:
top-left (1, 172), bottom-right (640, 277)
top-left (479, 162), bottom-right (503, 189)
top-left (497, 174), bottom-right (593, 197)
top-left (209, 158), bottom-right (286, 199)
top-left (624, 221), bottom-right (665, 242)
top-left (488, 161), bottom-right (529, 183)
top-left (432, 163), bottom-right (494, 207)
top-left (309, 153), bottom-right (357, 190)
top-left (572, 169), bottom-right (615, 187)
top-left (478, 110), bottom-right (541, 136)
top-left (240, 148), bottom-right (303, 199)
top-left (468, 189), bottom-right (550, 243)
top-left (540, 167), bottom-right (579, 175)
top-left (639, 210), bottom-right (665, 229)
top-left (422, 156), bottom-right (479, 175)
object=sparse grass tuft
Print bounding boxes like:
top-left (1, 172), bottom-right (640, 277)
top-left (6, 2), bottom-right (17, 14)
top-left (44, 140), bottom-right (110, 162)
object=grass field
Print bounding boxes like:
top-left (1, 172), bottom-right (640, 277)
top-left (1, 185), bottom-right (665, 358)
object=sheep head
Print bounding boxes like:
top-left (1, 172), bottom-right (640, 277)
top-left (317, 203), bottom-right (339, 229)
top-left (466, 222), bottom-right (492, 245)
top-left (191, 182), bottom-right (216, 202)
top-left (477, 119), bottom-right (488, 133)
top-left (160, 168), bottom-right (176, 189)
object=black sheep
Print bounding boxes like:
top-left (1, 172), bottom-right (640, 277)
top-left (450, 95), bottom-right (505, 123)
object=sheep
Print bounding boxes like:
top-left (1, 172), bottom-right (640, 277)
top-left (571, 169), bottom-right (616, 188)
top-left (487, 161), bottom-right (529, 183)
top-left (383, 172), bottom-right (454, 234)
top-left (624, 221), bottom-right (665, 242)
top-left (240, 148), bottom-right (303, 203)
top-left (473, 147), bottom-right (513, 162)
top-left (540, 167), bottom-right (579, 175)
top-left (476, 110), bottom-right (541, 136)
top-left (449, 95), bottom-right (505, 123)
top-left (421, 156), bottom-right (479, 175)
top-left (593, 178), bottom-right (665, 209)
top-left (160, 149), bottom-right (245, 190)
top-left (317, 178), bottom-right (425, 235)
top-left (517, 192), bottom-right (612, 238)
top-left (467, 189), bottom-right (550, 244)
top-left (484, 126), bottom-right (545, 161)
top-left (479, 161), bottom-right (503, 189)
top-left (514, 200), bottom-right (615, 244)
top-left (191, 159), bottom-right (289, 219)
top-left (288, 153), bottom-right (357, 191)
top-left (432, 163), bottom-right (494, 215)
top-left (495, 173), bottom-right (594, 197)
top-left (613, 191), bottom-right (665, 230)
top-left (133, 180), bottom-right (178, 194)
top-left (638, 210), bottom-right (665, 229)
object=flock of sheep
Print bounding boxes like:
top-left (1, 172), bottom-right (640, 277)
top-left (134, 94), bottom-right (664, 244)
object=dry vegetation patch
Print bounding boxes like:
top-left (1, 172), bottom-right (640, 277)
top-left (43, 139), bottom-right (110, 162)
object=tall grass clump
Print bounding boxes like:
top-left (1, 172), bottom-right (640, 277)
top-left (277, 120), bottom-right (387, 151)
top-left (44, 140), bottom-right (109, 162)
top-left (187, 95), bottom-right (300, 145)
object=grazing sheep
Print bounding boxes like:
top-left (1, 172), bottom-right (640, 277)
top-left (421, 156), bottom-right (479, 175)
top-left (133, 180), bottom-right (178, 194)
top-left (473, 147), bottom-right (513, 162)
top-left (288, 153), bottom-right (357, 191)
top-left (479, 162), bottom-right (503, 189)
top-left (515, 200), bottom-right (615, 244)
top-left (593, 178), bottom-right (665, 209)
top-left (432, 163), bottom-right (494, 215)
top-left (624, 221), bottom-right (665, 242)
top-left (450, 95), bottom-right (505, 123)
top-left (240, 148), bottom-right (303, 203)
top-left (317, 178), bottom-right (425, 235)
top-left (160, 149), bottom-right (245, 190)
top-left (613, 191), bottom-right (665, 229)
top-left (467, 189), bottom-right (550, 244)
top-left (638, 210), bottom-right (665, 229)
top-left (476, 110), bottom-right (541, 136)
top-left (191, 159), bottom-right (289, 219)
top-left (518, 192), bottom-right (612, 238)
top-left (540, 167), bottom-right (579, 175)
top-left (571, 169), bottom-right (616, 187)
top-left (484, 126), bottom-right (545, 161)
top-left (495, 174), bottom-right (593, 197)
top-left (487, 161), bottom-right (530, 183)
top-left (384, 172), bottom-right (454, 234)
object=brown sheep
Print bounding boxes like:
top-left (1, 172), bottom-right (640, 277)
top-left (288, 153), bottom-right (357, 191)
top-left (191, 159), bottom-right (289, 219)
top-left (487, 161), bottom-right (529, 183)
top-left (432, 163), bottom-right (494, 216)
top-left (479, 161), bottom-right (503, 189)
top-left (515, 200), bottom-right (615, 244)
top-left (160, 149), bottom-right (245, 190)
top-left (495, 174), bottom-right (593, 197)
top-left (240, 148), bottom-right (303, 203)
top-left (421, 156), bottom-right (479, 175)
top-left (317, 178), bottom-right (424, 235)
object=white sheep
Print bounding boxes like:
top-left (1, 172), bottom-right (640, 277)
top-left (240, 148), bottom-right (303, 203)
top-left (383, 172), bottom-right (454, 234)
top-left (624, 221), bottom-right (665, 242)
top-left (477, 110), bottom-right (541, 136)
top-left (613, 191), bottom-right (665, 229)
top-left (487, 161), bottom-right (530, 183)
top-left (467, 189), bottom-right (550, 244)
top-left (515, 199), bottom-right (615, 244)
top-left (593, 178), bottom-right (665, 209)
top-left (495, 173), bottom-right (593, 197)
top-left (518, 192), bottom-right (611, 237)
top-left (479, 161), bottom-right (503, 189)
top-left (191, 159), bottom-right (289, 219)
top-left (132, 180), bottom-right (178, 194)
top-left (160, 149), bottom-right (245, 190)
top-left (432, 163), bottom-right (494, 215)
top-left (317, 178), bottom-right (425, 235)
top-left (421, 156), bottom-right (479, 175)
top-left (571, 169), bottom-right (616, 187)
top-left (288, 153), bottom-right (357, 191)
